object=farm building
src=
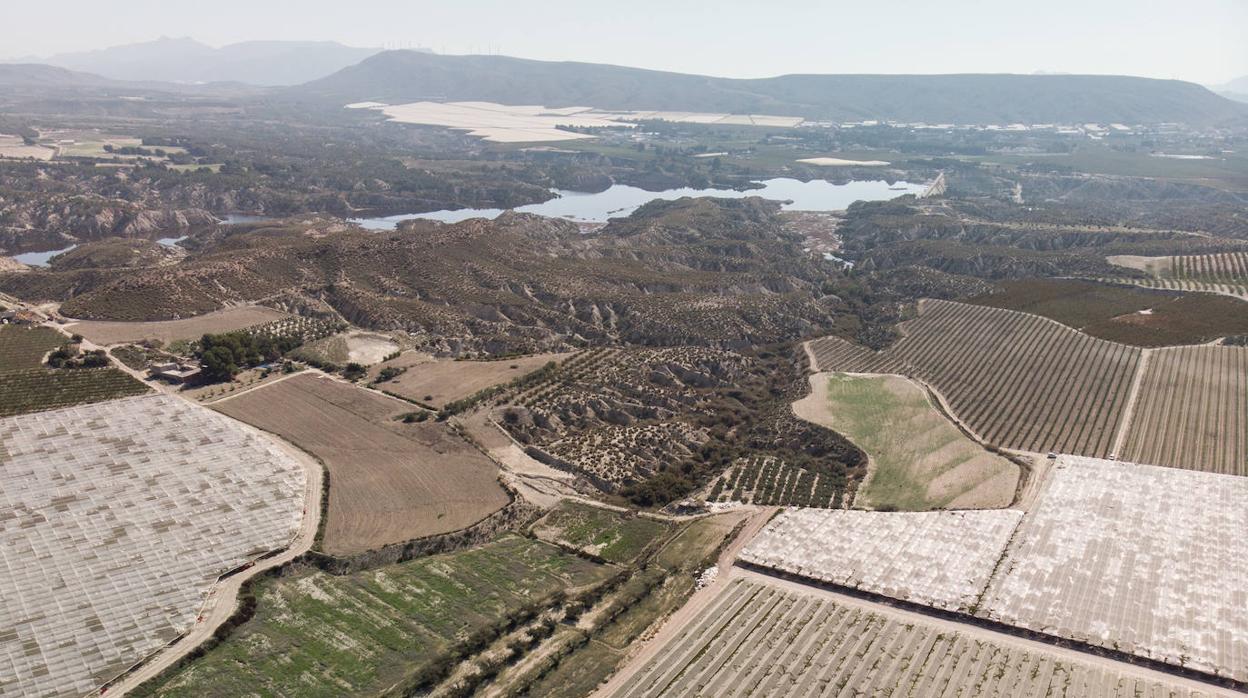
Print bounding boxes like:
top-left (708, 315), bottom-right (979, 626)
top-left (150, 360), bottom-right (202, 383)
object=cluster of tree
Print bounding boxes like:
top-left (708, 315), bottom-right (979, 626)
top-left (197, 331), bottom-right (302, 382)
top-left (46, 345), bottom-right (110, 369)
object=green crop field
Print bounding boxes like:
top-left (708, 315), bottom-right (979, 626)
top-left (812, 374), bottom-right (1017, 511)
top-left (140, 535), bottom-right (613, 697)
top-left (530, 501), bottom-right (670, 565)
top-left (0, 325), bottom-right (66, 371)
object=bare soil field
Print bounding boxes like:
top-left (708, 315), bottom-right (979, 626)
top-left (293, 330), bottom-right (399, 366)
top-left (0, 134), bottom-right (54, 160)
top-left (793, 373), bottom-right (1018, 510)
top-left (1120, 345), bottom-right (1247, 475)
top-left (69, 305), bottom-right (291, 346)
top-left (741, 508), bottom-right (1023, 612)
top-left (611, 577), bottom-right (1235, 697)
top-left (0, 395), bottom-right (306, 697)
top-left (371, 352), bottom-right (570, 409)
top-left (212, 373), bottom-right (509, 555)
top-left (979, 455), bottom-right (1248, 682)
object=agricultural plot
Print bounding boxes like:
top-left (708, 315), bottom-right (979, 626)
top-left (0, 324), bottom-right (65, 369)
top-left (1096, 276), bottom-right (1248, 301)
top-left (979, 456), bottom-right (1248, 681)
top-left (706, 456), bottom-right (844, 508)
top-left (1106, 253), bottom-right (1248, 299)
top-left (530, 501), bottom-right (670, 564)
top-left (69, 305), bottom-right (291, 346)
top-left (0, 395), bottom-right (306, 698)
top-left (887, 299), bottom-right (1142, 457)
top-left (142, 535), bottom-right (612, 697)
top-left (1121, 345), bottom-right (1247, 475)
top-left (969, 278), bottom-right (1248, 347)
top-left (213, 373), bottom-right (509, 556)
top-left (806, 335), bottom-right (907, 374)
top-left (0, 367), bottom-right (149, 417)
top-left (740, 508), bottom-right (1022, 612)
top-left (370, 351), bottom-right (570, 409)
top-left (889, 301), bottom-right (1140, 455)
top-left (292, 330), bottom-right (398, 366)
top-left (794, 373), bottom-right (1017, 510)
top-left (612, 578), bottom-right (1234, 698)
top-left (0, 134), bottom-right (54, 160)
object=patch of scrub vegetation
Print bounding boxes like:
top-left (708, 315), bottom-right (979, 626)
top-left (811, 373), bottom-right (1017, 511)
top-left (530, 501), bottom-right (670, 565)
top-left (137, 535), bottom-right (612, 697)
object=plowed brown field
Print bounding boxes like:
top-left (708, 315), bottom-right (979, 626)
top-left (214, 373), bottom-right (509, 555)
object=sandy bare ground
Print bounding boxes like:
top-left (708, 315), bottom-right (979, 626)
top-left (1106, 254), bottom-right (1173, 276)
top-left (107, 428), bottom-right (323, 697)
top-left (68, 305), bottom-right (290, 346)
top-left (793, 373), bottom-right (1018, 510)
top-left (590, 506), bottom-right (778, 698)
top-left (0, 134), bottom-right (54, 160)
top-left (213, 373), bottom-right (509, 556)
top-left (373, 352), bottom-right (571, 409)
top-left (455, 408), bottom-right (584, 508)
top-left (1110, 347), bottom-right (1152, 458)
top-left (797, 157), bottom-right (889, 166)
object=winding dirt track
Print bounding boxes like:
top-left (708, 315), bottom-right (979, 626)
top-left (107, 432), bottom-right (324, 696)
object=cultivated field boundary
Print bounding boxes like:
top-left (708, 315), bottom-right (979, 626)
top-left (106, 428), bottom-right (324, 696)
top-left (735, 562), bottom-right (1248, 694)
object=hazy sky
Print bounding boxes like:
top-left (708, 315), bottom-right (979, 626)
top-left (8, 0), bottom-right (1248, 84)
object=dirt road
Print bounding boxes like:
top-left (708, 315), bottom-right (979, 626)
top-left (107, 432), bottom-right (324, 696)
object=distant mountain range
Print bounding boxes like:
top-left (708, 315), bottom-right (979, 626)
top-left (1, 44), bottom-right (1244, 126)
top-left (297, 51), bottom-right (1248, 126)
top-left (1211, 76), bottom-right (1248, 104)
top-left (17, 37), bottom-right (380, 86)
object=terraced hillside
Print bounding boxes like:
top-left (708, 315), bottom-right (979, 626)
top-left (1121, 345), bottom-right (1248, 476)
top-left (612, 578), bottom-right (1230, 698)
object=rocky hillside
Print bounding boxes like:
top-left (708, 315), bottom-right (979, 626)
top-left (1, 198), bottom-right (850, 350)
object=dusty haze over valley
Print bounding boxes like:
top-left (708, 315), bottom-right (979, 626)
top-left (0, 3), bottom-right (1246, 697)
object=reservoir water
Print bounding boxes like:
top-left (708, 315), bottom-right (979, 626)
top-left (12, 245), bottom-right (77, 268)
top-left (351, 178), bottom-right (926, 230)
